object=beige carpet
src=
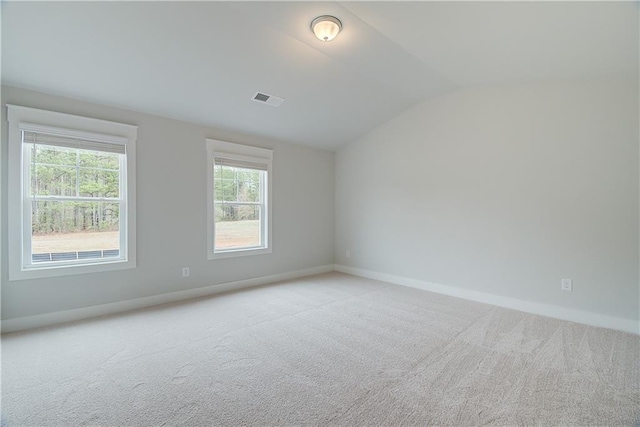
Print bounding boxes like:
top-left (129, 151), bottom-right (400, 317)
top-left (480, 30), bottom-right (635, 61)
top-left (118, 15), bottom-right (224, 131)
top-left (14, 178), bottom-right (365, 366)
top-left (2, 272), bottom-right (639, 426)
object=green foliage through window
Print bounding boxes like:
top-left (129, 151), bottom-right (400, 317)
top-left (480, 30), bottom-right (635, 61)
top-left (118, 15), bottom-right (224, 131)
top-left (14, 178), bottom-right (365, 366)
top-left (214, 165), bottom-right (262, 222)
top-left (30, 144), bottom-right (121, 235)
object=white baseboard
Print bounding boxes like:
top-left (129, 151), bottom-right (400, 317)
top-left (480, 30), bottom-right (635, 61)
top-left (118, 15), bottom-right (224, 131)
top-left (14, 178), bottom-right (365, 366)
top-left (1, 265), bottom-right (334, 334)
top-left (5, 264), bottom-right (637, 336)
top-left (335, 264), bottom-right (639, 335)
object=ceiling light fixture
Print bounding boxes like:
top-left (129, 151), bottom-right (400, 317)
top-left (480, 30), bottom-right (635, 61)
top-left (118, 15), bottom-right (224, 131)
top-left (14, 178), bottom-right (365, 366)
top-left (311, 15), bottom-right (342, 42)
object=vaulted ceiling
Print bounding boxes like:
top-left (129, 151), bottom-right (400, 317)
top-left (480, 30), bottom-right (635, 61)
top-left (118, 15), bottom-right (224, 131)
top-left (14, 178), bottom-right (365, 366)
top-left (2, 1), bottom-right (637, 150)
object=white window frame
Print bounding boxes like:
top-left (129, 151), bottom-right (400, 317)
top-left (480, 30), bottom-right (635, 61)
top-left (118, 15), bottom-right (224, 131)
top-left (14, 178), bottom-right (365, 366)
top-left (7, 105), bottom-right (137, 280)
top-left (206, 139), bottom-right (272, 260)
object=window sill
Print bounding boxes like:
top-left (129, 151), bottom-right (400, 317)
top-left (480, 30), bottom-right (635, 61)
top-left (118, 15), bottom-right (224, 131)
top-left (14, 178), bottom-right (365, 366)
top-left (9, 258), bottom-right (136, 281)
top-left (208, 247), bottom-right (272, 260)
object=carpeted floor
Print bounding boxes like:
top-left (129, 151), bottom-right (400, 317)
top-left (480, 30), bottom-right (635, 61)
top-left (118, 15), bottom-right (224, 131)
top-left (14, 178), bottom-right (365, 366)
top-left (2, 272), bottom-right (639, 426)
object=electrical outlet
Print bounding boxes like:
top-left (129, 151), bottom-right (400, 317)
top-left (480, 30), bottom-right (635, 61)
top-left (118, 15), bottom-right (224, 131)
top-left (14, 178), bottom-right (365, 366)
top-left (561, 278), bottom-right (572, 292)
top-left (346, 250), bottom-right (351, 258)
top-left (182, 267), bottom-right (190, 278)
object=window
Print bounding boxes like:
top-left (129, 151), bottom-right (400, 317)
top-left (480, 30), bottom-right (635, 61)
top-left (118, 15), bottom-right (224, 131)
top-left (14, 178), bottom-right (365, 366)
top-left (206, 139), bottom-right (272, 259)
top-left (7, 105), bottom-right (137, 280)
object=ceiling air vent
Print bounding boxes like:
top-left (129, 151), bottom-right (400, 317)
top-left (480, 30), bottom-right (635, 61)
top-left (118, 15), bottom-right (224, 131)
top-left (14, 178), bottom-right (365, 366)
top-left (252, 92), bottom-right (284, 107)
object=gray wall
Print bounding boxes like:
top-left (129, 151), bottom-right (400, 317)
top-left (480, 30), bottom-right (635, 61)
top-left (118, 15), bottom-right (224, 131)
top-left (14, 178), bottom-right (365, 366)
top-left (335, 77), bottom-right (639, 322)
top-left (1, 85), bottom-right (335, 320)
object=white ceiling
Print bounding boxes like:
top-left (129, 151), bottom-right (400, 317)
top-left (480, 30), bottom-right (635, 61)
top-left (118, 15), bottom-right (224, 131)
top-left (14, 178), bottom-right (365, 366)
top-left (2, 1), bottom-right (637, 150)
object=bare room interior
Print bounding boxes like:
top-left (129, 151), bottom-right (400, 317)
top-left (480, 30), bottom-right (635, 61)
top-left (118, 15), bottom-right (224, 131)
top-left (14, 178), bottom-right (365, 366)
top-left (1, 1), bottom-right (638, 425)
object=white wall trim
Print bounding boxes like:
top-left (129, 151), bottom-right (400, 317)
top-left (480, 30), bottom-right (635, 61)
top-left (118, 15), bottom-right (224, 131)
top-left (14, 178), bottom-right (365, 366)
top-left (1, 264), bottom-right (334, 333)
top-left (335, 264), bottom-right (639, 335)
top-left (6, 104), bottom-right (138, 281)
top-left (205, 138), bottom-right (273, 261)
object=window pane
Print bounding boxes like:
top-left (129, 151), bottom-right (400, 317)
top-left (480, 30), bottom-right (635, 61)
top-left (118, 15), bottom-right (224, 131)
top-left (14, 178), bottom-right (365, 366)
top-left (214, 177), bottom-right (234, 202)
top-left (237, 168), bottom-right (259, 182)
top-left (238, 181), bottom-right (259, 202)
top-left (215, 204), bottom-right (260, 249)
top-left (79, 169), bottom-right (120, 198)
top-left (238, 169), bottom-right (261, 202)
top-left (79, 150), bottom-right (120, 170)
top-left (222, 179), bottom-right (237, 202)
top-left (31, 200), bottom-right (120, 263)
top-left (214, 166), bottom-right (262, 203)
top-left (31, 164), bottom-right (76, 196)
top-left (30, 145), bottom-right (122, 198)
top-left (32, 144), bottom-right (76, 166)
top-left (221, 166), bottom-right (236, 179)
